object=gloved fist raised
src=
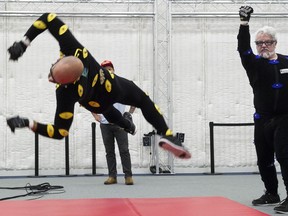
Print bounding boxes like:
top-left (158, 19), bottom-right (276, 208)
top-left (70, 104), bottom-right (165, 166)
top-left (239, 6), bottom-right (254, 22)
top-left (7, 116), bottom-right (29, 133)
top-left (7, 41), bottom-right (27, 61)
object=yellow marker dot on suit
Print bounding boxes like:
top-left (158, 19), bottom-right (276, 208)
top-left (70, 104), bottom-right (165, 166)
top-left (59, 129), bottom-right (69, 137)
top-left (165, 129), bottom-right (173, 136)
top-left (47, 13), bottom-right (57, 22)
top-left (109, 72), bottom-right (115, 79)
top-left (33, 20), bottom-right (47, 30)
top-left (92, 74), bottom-right (98, 87)
top-left (59, 112), bottom-right (73, 120)
top-left (89, 101), bottom-right (100, 108)
top-left (78, 85), bottom-right (83, 97)
top-left (59, 25), bottom-right (68, 35)
top-left (83, 48), bottom-right (88, 58)
top-left (47, 124), bottom-right (54, 138)
top-left (105, 80), bottom-right (112, 92)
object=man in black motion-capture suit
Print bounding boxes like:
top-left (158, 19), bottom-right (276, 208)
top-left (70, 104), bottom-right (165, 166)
top-left (6, 13), bottom-right (191, 159)
top-left (238, 6), bottom-right (288, 213)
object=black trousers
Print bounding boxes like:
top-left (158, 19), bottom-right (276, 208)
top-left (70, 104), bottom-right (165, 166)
top-left (100, 75), bottom-right (169, 136)
top-left (100, 123), bottom-right (132, 178)
top-left (254, 114), bottom-right (288, 196)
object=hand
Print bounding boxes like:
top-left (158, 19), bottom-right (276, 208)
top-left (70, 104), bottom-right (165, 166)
top-left (7, 41), bottom-right (27, 61)
top-left (239, 6), bottom-right (254, 22)
top-left (123, 112), bottom-right (132, 121)
top-left (7, 116), bottom-right (29, 133)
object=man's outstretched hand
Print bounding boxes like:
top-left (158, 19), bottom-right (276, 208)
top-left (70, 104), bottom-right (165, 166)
top-left (7, 116), bottom-right (29, 133)
top-left (7, 41), bottom-right (27, 61)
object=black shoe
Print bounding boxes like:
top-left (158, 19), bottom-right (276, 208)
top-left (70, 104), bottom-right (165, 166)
top-left (274, 198), bottom-right (288, 214)
top-left (123, 112), bottom-right (137, 135)
top-left (252, 192), bottom-right (280, 206)
top-left (159, 135), bottom-right (191, 159)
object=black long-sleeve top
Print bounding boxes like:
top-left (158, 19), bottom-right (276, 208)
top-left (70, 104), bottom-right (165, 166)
top-left (237, 24), bottom-right (288, 116)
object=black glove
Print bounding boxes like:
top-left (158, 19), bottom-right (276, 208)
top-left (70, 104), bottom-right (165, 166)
top-left (7, 116), bottom-right (29, 133)
top-left (123, 112), bottom-right (136, 135)
top-left (7, 41), bottom-right (27, 61)
top-left (123, 112), bottom-right (132, 121)
top-left (239, 6), bottom-right (254, 22)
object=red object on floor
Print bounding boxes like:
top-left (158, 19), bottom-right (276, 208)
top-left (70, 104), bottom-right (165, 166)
top-left (0, 197), bottom-right (269, 216)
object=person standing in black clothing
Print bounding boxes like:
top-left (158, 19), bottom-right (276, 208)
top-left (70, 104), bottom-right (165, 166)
top-left (6, 13), bottom-right (191, 159)
top-left (238, 6), bottom-right (288, 213)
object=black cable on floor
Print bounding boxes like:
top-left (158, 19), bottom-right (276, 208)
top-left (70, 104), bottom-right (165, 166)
top-left (0, 182), bottom-right (65, 201)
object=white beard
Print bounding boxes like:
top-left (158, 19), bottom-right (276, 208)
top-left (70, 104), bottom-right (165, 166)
top-left (259, 51), bottom-right (276, 59)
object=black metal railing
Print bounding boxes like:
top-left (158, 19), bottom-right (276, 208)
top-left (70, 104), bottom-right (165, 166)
top-left (34, 122), bottom-right (98, 176)
top-left (209, 122), bottom-right (254, 174)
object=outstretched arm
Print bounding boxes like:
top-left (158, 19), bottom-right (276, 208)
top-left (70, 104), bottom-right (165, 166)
top-left (8, 13), bottom-right (85, 61)
top-left (237, 6), bottom-right (258, 80)
top-left (237, 6), bottom-right (254, 54)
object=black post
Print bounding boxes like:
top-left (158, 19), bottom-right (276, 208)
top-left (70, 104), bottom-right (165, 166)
top-left (35, 133), bottom-right (39, 176)
top-left (65, 136), bottom-right (70, 176)
top-left (209, 122), bottom-right (215, 174)
top-left (92, 122), bottom-right (96, 175)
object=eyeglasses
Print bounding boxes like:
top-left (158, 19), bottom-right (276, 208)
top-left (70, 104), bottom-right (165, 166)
top-left (49, 64), bottom-right (57, 83)
top-left (255, 40), bottom-right (276, 46)
top-left (48, 58), bottom-right (62, 83)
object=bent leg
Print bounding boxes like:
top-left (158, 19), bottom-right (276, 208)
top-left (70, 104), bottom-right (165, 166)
top-left (110, 76), bottom-right (191, 159)
top-left (114, 77), bottom-right (169, 135)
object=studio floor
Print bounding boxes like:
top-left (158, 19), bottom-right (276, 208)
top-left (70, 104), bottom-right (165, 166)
top-left (0, 173), bottom-right (286, 216)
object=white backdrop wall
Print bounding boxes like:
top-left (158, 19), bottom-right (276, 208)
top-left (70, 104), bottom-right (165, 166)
top-left (1, 1), bottom-right (288, 175)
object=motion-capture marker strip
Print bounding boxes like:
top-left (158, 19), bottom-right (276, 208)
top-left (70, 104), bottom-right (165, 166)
top-left (0, 182), bottom-right (64, 201)
top-left (208, 122), bottom-right (254, 174)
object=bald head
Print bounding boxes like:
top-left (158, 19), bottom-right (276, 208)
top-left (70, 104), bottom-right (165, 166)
top-left (49, 56), bottom-right (84, 84)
